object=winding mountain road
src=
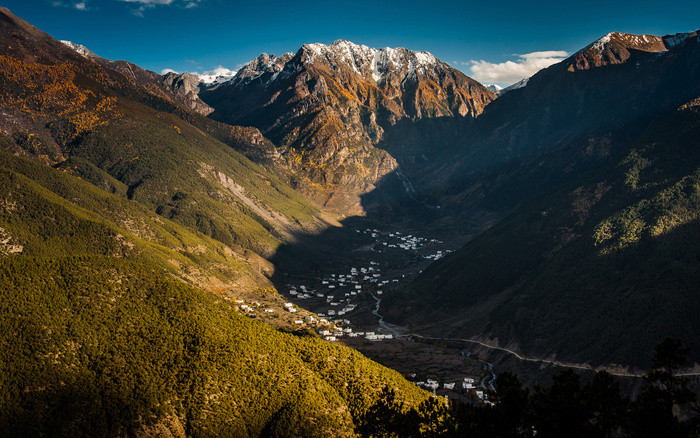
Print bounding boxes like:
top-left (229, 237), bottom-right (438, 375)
top-left (405, 334), bottom-right (700, 378)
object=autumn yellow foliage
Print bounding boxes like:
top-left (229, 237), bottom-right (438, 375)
top-left (0, 56), bottom-right (116, 135)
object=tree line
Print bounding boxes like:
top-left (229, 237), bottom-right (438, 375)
top-left (358, 337), bottom-right (699, 437)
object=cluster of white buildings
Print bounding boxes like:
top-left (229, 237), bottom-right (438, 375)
top-left (234, 299), bottom-right (271, 317)
top-left (414, 377), bottom-right (487, 401)
top-left (288, 285), bottom-right (315, 300)
top-left (318, 328), bottom-right (394, 342)
top-left (357, 228), bottom-right (450, 261)
top-left (279, 228), bottom-right (453, 344)
top-left (286, 261), bottom-right (391, 322)
top-left (423, 249), bottom-right (453, 261)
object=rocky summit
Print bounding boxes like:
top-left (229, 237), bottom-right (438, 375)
top-left (197, 40), bottom-right (495, 212)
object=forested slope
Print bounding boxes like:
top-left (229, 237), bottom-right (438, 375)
top-left (387, 97), bottom-right (700, 369)
top-left (0, 143), bottom-right (430, 437)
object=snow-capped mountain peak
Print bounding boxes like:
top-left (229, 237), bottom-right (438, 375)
top-left (297, 40), bottom-right (441, 85)
top-left (567, 31), bottom-right (669, 71)
top-left (485, 84), bottom-right (503, 94)
top-left (235, 52), bottom-right (293, 81)
top-left (499, 77), bottom-right (529, 95)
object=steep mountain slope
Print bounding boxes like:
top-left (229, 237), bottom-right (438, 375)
top-left (0, 146), bottom-right (262, 289)
top-left (199, 40), bottom-right (495, 212)
top-left (0, 9), bottom-right (436, 436)
top-left (0, 6), bottom-right (322, 261)
top-left (0, 107), bottom-right (431, 438)
top-left (409, 30), bottom-right (700, 228)
top-left (385, 93), bottom-right (700, 368)
top-left (471, 31), bottom-right (700, 167)
top-left (60, 39), bottom-right (215, 116)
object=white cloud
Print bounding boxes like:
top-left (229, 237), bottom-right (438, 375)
top-left (194, 65), bottom-right (240, 84)
top-left (118, 0), bottom-right (204, 14)
top-left (161, 68), bottom-right (179, 75)
top-left (52, 0), bottom-right (91, 10)
top-left (119, 0), bottom-right (175, 5)
top-left (466, 50), bottom-right (569, 85)
top-left (201, 66), bottom-right (237, 77)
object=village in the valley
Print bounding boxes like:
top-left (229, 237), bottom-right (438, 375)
top-left (225, 224), bottom-right (497, 404)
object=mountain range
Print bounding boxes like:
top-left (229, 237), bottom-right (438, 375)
top-left (383, 29), bottom-right (700, 368)
top-left (196, 39), bottom-right (495, 212)
top-left (2, 3), bottom-right (700, 434)
top-left (0, 8), bottom-right (438, 435)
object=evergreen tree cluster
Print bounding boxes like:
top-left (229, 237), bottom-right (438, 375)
top-left (358, 338), bottom-right (699, 438)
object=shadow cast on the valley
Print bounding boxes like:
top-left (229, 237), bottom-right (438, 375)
top-left (269, 168), bottom-right (448, 286)
top-left (268, 115), bottom-right (480, 285)
top-left (265, 113), bottom-right (615, 311)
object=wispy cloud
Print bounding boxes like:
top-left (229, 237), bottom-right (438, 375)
top-left (201, 65), bottom-right (237, 75)
top-left (53, 0), bottom-right (92, 11)
top-left (118, 0), bottom-right (205, 16)
top-left (465, 51), bottom-right (569, 85)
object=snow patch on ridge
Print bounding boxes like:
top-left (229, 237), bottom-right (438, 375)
top-left (499, 77), bottom-right (529, 95)
top-left (301, 40), bottom-right (440, 85)
top-left (60, 40), bottom-right (96, 58)
top-left (591, 33), bottom-right (613, 58)
top-left (663, 32), bottom-right (695, 49)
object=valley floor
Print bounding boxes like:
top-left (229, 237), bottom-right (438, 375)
top-left (268, 216), bottom-right (501, 403)
top-left (268, 215), bottom-right (700, 399)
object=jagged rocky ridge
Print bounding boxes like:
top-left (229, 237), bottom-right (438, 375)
top-left (198, 40), bottom-right (495, 212)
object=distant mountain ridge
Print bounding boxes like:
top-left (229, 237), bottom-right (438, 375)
top-left (59, 39), bottom-right (215, 115)
top-left (206, 39), bottom-right (492, 118)
top-left (383, 29), bottom-right (700, 369)
top-left (197, 40), bottom-right (495, 211)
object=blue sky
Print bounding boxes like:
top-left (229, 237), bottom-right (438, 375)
top-left (5, 0), bottom-right (700, 86)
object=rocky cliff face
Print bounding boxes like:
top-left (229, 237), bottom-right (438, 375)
top-left (162, 72), bottom-right (214, 115)
top-left (200, 40), bottom-right (495, 212)
top-left (566, 31), bottom-right (668, 71)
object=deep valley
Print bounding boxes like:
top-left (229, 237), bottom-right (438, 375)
top-left (2, 4), bottom-right (700, 435)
